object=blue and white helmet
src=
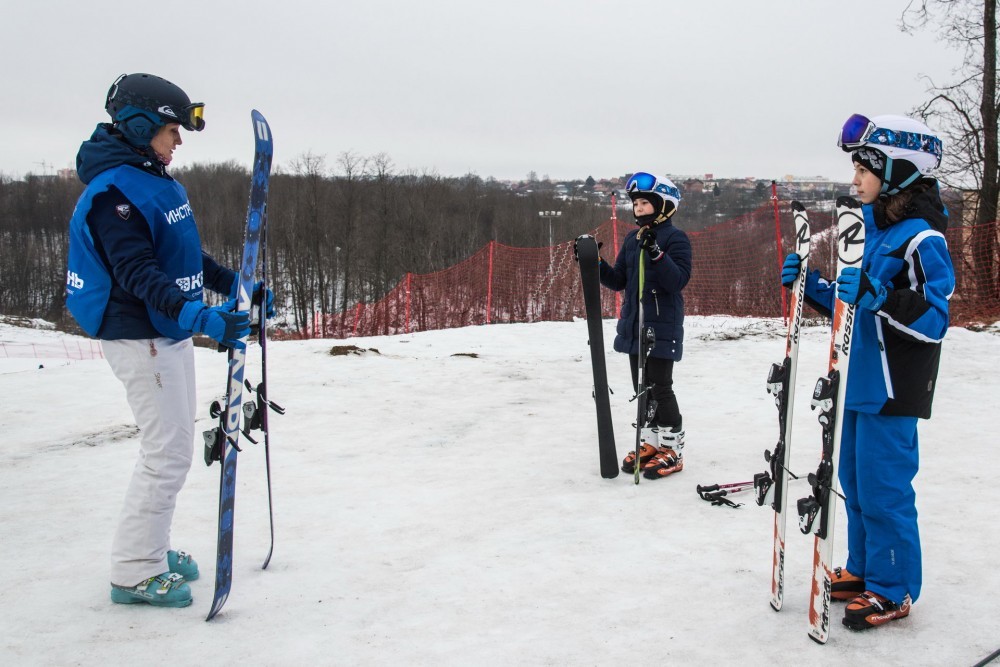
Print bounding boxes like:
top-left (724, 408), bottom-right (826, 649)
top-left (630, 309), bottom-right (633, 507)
top-left (625, 171), bottom-right (681, 222)
top-left (838, 114), bottom-right (943, 195)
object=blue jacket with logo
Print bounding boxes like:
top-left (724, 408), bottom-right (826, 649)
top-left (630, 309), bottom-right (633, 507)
top-left (66, 124), bottom-right (236, 340)
top-left (598, 221), bottom-right (692, 360)
top-left (803, 183), bottom-right (954, 418)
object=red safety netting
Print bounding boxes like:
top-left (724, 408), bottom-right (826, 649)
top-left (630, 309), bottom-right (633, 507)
top-left (0, 339), bottom-right (105, 360)
top-left (293, 202), bottom-right (1000, 339)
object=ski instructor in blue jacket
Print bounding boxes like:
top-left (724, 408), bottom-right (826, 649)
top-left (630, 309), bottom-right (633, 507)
top-left (781, 114), bottom-right (954, 631)
top-left (66, 73), bottom-right (264, 608)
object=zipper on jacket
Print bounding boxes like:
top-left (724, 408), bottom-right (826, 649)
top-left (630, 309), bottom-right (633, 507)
top-left (875, 317), bottom-right (894, 399)
top-left (651, 288), bottom-right (660, 316)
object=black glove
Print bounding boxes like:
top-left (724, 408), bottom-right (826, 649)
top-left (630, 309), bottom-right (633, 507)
top-left (638, 229), bottom-right (664, 262)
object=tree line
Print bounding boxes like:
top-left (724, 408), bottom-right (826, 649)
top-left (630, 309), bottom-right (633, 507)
top-left (3, 1), bottom-right (997, 331)
top-left (0, 155), bottom-right (621, 332)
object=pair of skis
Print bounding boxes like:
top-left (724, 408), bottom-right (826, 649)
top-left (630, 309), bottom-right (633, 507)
top-left (754, 197), bottom-right (864, 644)
top-left (202, 110), bottom-right (283, 621)
top-left (575, 234), bottom-right (656, 484)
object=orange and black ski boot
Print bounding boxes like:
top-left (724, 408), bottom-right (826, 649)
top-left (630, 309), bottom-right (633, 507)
top-left (621, 443), bottom-right (657, 474)
top-left (831, 567), bottom-right (866, 601)
top-left (843, 591), bottom-right (911, 630)
top-left (642, 447), bottom-right (684, 479)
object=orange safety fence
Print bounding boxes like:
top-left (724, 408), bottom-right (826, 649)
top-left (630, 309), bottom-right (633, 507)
top-left (291, 202), bottom-right (1000, 339)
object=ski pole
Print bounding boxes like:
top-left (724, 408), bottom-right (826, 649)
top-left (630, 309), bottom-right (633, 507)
top-left (697, 481), bottom-right (754, 500)
top-left (698, 487), bottom-right (750, 508)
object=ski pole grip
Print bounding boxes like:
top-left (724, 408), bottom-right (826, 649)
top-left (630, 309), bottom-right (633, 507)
top-left (697, 484), bottom-right (720, 494)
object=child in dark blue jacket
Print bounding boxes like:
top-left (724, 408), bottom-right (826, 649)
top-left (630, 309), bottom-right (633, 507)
top-left (782, 114), bottom-right (954, 630)
top-left (597, 172), bottom-right (692, 478)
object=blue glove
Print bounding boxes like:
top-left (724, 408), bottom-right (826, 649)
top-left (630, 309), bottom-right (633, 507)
top-left (252, 281), bottom-right (276, 318)
top-left (178, 300), bottom-right (251, 349)
top-left (780, 253), bottom-right (801, 288)
top-left (638, 229), bottom-right (664, 262)
top-left (836, 267), bottom-right (888, 311)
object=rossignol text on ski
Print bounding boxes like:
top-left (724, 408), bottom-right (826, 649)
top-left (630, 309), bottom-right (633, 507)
top-left (754, 200), bottom-right (810, 612)
top-left (797, 196), bottom-right (864, 644)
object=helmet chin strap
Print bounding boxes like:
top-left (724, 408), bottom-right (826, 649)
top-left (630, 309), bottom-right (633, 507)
top-left (635, 210), bottom-right (673, 226)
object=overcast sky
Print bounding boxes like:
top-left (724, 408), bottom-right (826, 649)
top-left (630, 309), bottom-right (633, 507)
top-left (2, 0), bottom-right (963, 183)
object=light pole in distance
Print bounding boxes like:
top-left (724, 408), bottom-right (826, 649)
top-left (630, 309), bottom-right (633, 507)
top-left (538, 210), bottom-right (562, 271)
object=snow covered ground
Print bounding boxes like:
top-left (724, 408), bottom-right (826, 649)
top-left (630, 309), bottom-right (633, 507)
top-left (1, 316), bottom-right (997, 666)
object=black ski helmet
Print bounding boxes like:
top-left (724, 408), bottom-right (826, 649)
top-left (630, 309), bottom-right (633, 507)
top-left (105, 73), bottom-right (205, 147)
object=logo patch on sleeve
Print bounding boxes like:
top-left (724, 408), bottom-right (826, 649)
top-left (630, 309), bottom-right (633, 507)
top-left (115, 204), bottom-right (131, 220)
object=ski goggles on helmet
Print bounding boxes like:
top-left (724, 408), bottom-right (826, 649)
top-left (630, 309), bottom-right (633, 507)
top-left (159, 102), bottom-right (205, 131)
top-left (625, 172), bottom-right (681, 201)
top-left (184, 104), bottom-right (205, 131)
top-left (838, 114), bottom-right (942, 166)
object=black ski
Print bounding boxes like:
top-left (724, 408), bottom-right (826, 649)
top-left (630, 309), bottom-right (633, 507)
top-left (202, 110), bottom-right (273, 621)
top-left (575, 234), bottom-right (618, 479)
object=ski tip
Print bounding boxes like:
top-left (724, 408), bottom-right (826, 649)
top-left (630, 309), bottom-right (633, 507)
top-left (790, 200), bottom-right (805, 212)
top-left (250, 111), bottom-right (273, 153)
top-left (835, 195), bottom-right (861, 209)
top-left (601, 468), bottom-right (620, 479)
top-left (807, 632), bottom-right (828, 645)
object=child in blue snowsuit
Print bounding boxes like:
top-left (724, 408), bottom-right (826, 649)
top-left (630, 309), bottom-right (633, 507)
top-left (782, 114), bottom-right (954, 630)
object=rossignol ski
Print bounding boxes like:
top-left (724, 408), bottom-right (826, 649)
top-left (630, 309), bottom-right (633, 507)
top-left (203, 110), bottom-right (273, 621)
top-left (797, 196), bottom-right (864, 644)
top-left (575, 234), bottom-right (619, 479)
top-left (630, 240), bottom-right (657, 485)
top-left (754, 201), bottom-right (810, 612)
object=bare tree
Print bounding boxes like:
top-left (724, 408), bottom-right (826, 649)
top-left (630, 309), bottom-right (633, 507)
top-left (288, 152), bottom-right (332, 332)
top-left (903, 0), bottom-right (999, 301)
top-left (333, 151), bottom-right (369, 314)
top-left (904, 1), bottom-right (998, 216)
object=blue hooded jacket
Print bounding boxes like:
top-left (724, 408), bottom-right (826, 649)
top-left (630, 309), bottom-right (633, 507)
top-left (803, 182), bottom-right (954, 418)
top-left (66, 124), bottom-right (236, 339)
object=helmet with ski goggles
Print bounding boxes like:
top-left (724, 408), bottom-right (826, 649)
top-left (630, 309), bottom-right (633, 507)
top-left (625, 171), bottom-right (681, 222)
top-left (105, 73), bottom-right (205, 147)
top-left (838, 114), bottom-right (942, 174)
